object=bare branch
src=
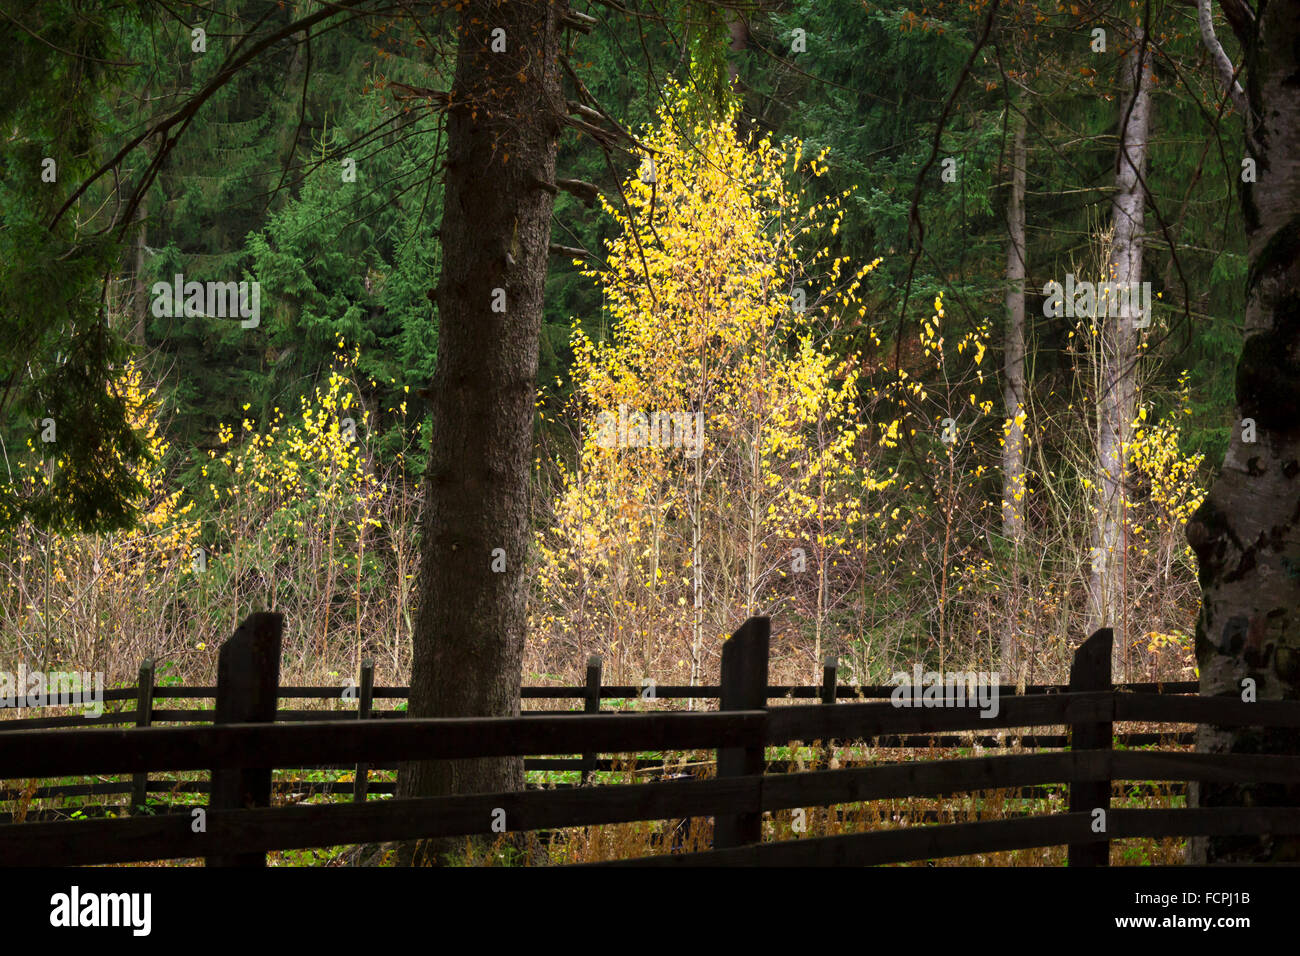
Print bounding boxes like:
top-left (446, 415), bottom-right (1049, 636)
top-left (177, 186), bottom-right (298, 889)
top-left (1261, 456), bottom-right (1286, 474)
top-left (560, 9), bottom-right (598, 33)
top-left (549, 243), bottom-right (591, 258)
top-left (51, 0), bottom-right (380, 234)
top-left (564, 114), bottom-right (622, 149)
top-left (567, 101), bottom-right (605, 124)
top-left (388, 81), bottom-right (451, 106)
top-left (561, 57), bottom-right (658, 153)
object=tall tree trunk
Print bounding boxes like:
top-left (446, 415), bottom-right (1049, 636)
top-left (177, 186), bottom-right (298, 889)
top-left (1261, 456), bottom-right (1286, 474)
top-left (396, 0), bottom-right (565, 864)
top-left (1187, 0), bottom-right (1300, 864)
top-left (129, 191), bottom-right (148, 348)
top-left (726, 12), bottom-right (748, 87)
top-left (1090, 28), bottom-right (1152, 678)
top-left (1001, 107), bottom-right (1027, 674)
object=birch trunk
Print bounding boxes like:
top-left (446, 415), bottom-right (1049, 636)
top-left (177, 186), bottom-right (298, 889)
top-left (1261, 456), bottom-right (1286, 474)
top-left (1090, 29), bottom-right (1151, 678)
top-left (1187, 0), bottom-right (1300, 864)
top-left (1002, 108), bottom-right (1027, 673)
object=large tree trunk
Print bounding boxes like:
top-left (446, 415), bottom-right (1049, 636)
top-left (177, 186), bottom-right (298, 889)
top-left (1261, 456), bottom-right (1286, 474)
top-left (1187, 0), bottom-right (1300, 864)
top-left (129, 191), bottom-right (148, 348)
top-left (1001, 108), bottom-right (1027, 674)
top-left (396, 0), bottom-right (565, 864)
top-left (726, 11), bottom-right (748, 87)
top-left (1089, 29), bottom-right (1152, 679)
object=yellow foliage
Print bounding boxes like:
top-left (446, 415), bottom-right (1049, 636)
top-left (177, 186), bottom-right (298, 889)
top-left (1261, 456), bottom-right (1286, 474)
top-left (532, 88), bottom-right (889, 665)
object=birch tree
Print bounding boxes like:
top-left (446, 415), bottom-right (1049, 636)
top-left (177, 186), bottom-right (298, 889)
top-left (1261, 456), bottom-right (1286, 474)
top-left (1187, 0), bottom-right (1300, 864)
top-left (1090, 25), bottom-right (1153, 677)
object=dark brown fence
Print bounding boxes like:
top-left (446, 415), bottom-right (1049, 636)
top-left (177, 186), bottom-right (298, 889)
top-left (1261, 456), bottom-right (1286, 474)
top-left (0, 625), bottom-right (1197, 819)
top-left (1, 613), bottom-right (1292, 866)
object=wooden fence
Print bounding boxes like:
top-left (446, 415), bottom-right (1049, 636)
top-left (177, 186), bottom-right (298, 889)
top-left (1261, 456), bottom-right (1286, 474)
top-left (0, 627), bottom-right (1197, 820)
top-left (1, 612), bottom-right (1295, 866)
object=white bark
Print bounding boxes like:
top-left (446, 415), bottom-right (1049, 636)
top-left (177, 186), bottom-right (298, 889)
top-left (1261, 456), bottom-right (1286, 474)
top-left (1003, 110), bottom-right (1028, 543)
top-left (1090, 30), bottom-right (1152, 679)
top-left (1196, 0), bottom-right (1248, 115)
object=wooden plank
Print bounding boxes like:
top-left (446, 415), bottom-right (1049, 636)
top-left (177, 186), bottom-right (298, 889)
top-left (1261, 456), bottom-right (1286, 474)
top-left (1108, 749), bottom-right (1300, 783)
top-left (1107, 806), bottom-right (1300, 840)
top-left (0, 710), bottom-right (768, 778)
top-left (600, 813), bottom-right (1098, 866)
top-left (208, 612), bottom-right (282, 866)
top-left (765, 691), bottom-right (1113, 742)
top-left (23, 751), bottom-right (1251, 807)
top-left (2, 687), bottom-right (138, 707)
top-left (522, 686), bottom-right (721, 699)
top-left (598, 806), bottom-right (1300, 866)
top-left (1068, 628), bottom-right (1113, 867)
top-left (1, 698), bottom-right (1199, 783)
top-left (0, 680), bottom-right (1196, 709)
top-left (153, 709), bottom-right (359, 722)
top-left (10, 745), bottom-right (1292, 866)
top-left (816, 681), bottom-right (1195, 700)
top-left (521, 681), bottom-right (1197, 699)
top-left (0, 774), bottom-right (764, 866)
top-left (716, 617), bottom-right (769, 849)
top-left (0, 713), bottom-right (135, 730)
top-left (1115, 693), bottom-right (1300, 727)
top-left (0, 781), bottom-right (134, 799)
top-left (759, 751), bottom-right (1105, 810)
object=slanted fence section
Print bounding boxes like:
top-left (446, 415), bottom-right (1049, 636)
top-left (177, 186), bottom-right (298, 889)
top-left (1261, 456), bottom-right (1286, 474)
top-left (0, 649), bottom-right (1197, 820)
top-left (1, 614), bottom-right (1298, 866)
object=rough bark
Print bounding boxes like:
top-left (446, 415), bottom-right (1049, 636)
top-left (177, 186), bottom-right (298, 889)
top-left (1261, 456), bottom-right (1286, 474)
top-left (1001, 108), bottom-right (1027, 673)
top-left (1089, 29), bottom-right (1152, 678)
top-left (1186, 0), bottom-right (1300, 864)
top-left (395, 0), bottom-right (565, 865)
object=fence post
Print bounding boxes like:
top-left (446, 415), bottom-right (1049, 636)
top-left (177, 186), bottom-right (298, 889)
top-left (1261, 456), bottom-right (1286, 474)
top-left (131, 659), bottom-right (155, 815)
top-left (581, 656), bottom-right (602, 786)
top-left (821, 655), bottom-right (838, 704)
top-left (820, 654), bottom-right (837, 773)
top-left (353, 659), bottom-right (374, 803)
top-left (207, 612), bottom-right (283, 867)
top-left (1068, 627), bottom-right (1113, 867)
top-left (715, 616), bottom-right (769, 849)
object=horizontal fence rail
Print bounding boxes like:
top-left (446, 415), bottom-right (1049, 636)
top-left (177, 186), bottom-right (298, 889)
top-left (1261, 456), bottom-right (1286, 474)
top-left (1, 635), bottom-right (1198, 820)
top-left (11, 754), bottom-right (1300, 868)
top-left (0, 682), bottom-right (1202, 715)
top-left (0, 694), bottom-right (1281, 781)
top-left (0, 614), bottom-right (1293, 867)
